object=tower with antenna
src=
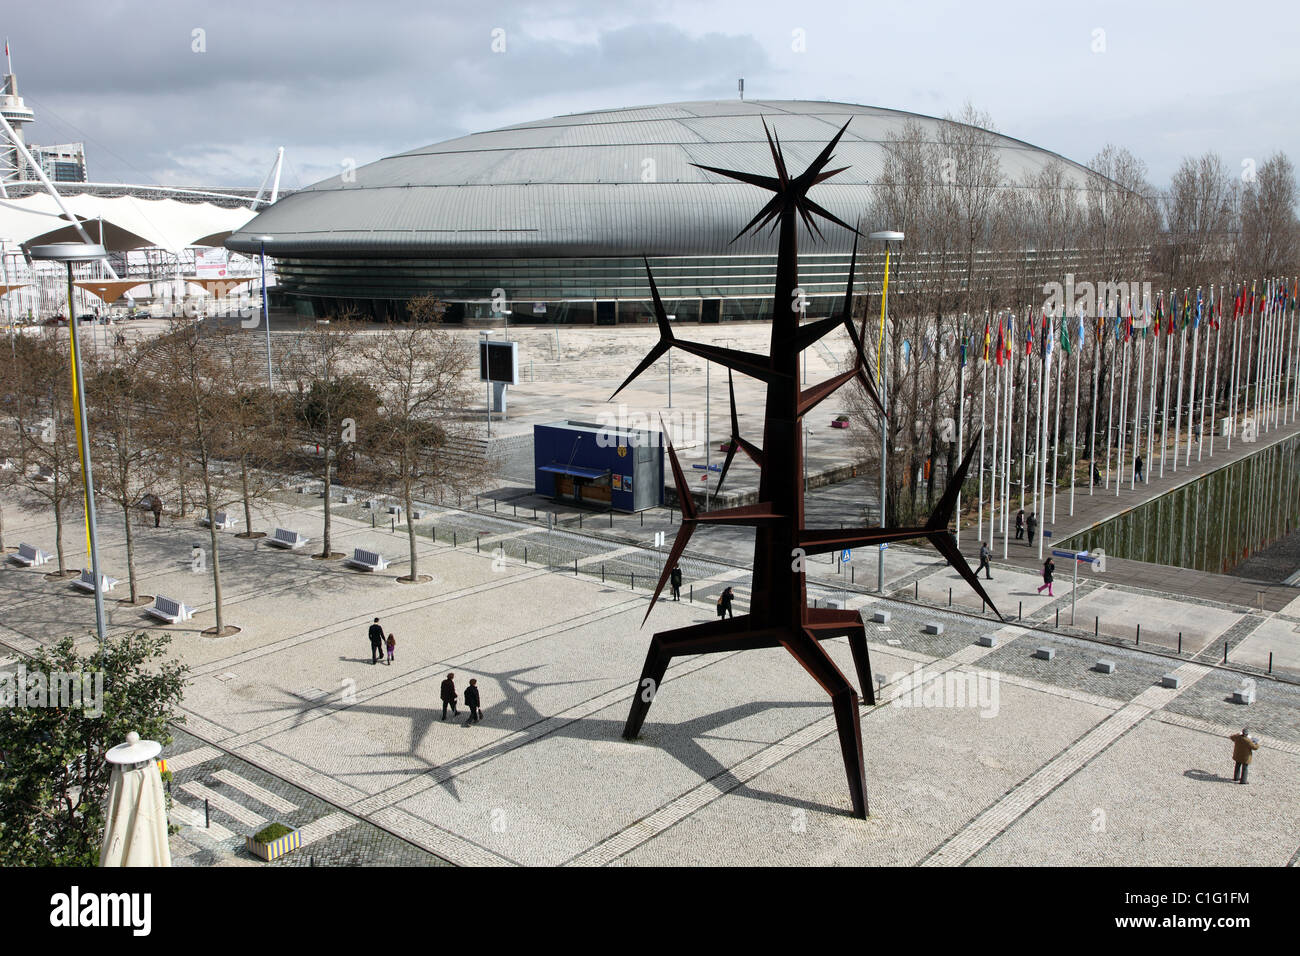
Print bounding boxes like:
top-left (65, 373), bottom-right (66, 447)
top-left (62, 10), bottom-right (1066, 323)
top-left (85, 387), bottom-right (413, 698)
top-left (0, 41), bottom-right (35, 183)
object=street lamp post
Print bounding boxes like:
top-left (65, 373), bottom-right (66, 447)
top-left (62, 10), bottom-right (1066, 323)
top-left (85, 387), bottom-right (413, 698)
top-left (869, 230), bottom-right (904, 593)
top-left (257, 236), bottom-right (274, 388)
top-left (26, 242), bottom-right (110, 650)
top-left (666, 315), bottom-right (676, 407)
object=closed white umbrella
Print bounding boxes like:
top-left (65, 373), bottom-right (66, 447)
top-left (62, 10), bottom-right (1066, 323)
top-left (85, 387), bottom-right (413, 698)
top-left (100, 732), bottom-right (171, 867)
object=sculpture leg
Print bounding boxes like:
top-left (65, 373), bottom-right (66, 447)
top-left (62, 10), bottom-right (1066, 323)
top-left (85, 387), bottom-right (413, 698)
top-left (782, 627), bottom-right (869, 819)
top-left (845, 625), bottom-right (876, 706)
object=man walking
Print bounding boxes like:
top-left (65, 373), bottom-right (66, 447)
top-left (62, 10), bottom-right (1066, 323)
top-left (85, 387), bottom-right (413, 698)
top-left (1229, 728), bottom-right (1260, 784)
top-left (976, 542), bottom-right (992, 580)
top-left (368, 617), bottom-right (385, 665)
top-left (670, 565), bottom-right (683, 601)
top-left (1026, 512), bottom-right (1038, 544)
top-left (1015, 508), bottom-right (1025, 540)
top-left (465, 678), bottom-right (482, 723)
top-left (1134, 454), bottom-right (1145, 483)
top-left (440, 673), bottom-right (459, 720)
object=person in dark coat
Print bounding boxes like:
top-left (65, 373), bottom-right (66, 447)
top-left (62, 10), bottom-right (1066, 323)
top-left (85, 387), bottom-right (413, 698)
top-left (1092, 462), bottom-right (1102, 486)
top-left (149, 494), bottom-right (163, 529)
top-left (717, 586), bottom-right (735, 619)
top-left (1036, 556), bottom-right (1055, 597)
top-left (1026, 512), bottom-right (1038, 544)
top-left (1134, 454), bottom-right (1144, 482)
top-left (1229, 728), bottom-right (1259, 784)
top-left (440, 673), bottom-right (459, 720)
top-left (368, 617), bottom-right (385, 665)
top-left (976, 543), bottom-right (992, 580)
top-left (465, 679), bottom-right (482, 723)
top-left (1015, 508), bottom-right (1025, 540)
top-left (670, 565), bottom-right (682, 601)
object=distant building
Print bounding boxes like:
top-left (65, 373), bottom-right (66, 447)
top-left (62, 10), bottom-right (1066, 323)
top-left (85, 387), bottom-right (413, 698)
top-left (29, 142), bottom-right (88, 183)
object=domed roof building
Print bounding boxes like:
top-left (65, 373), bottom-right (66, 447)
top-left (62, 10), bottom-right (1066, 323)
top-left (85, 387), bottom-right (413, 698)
top-left (227, 100), bottom-right (1108, 322)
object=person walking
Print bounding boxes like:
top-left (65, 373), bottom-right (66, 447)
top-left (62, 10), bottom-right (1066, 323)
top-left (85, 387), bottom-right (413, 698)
top-left (1015, 508), bottom-right (1025, 540)
top-left (670, 565), bottom-right (683, 601)
top-left (440, 673), bottom-right (459, 720)
top-left (386, 632), bottom-right (396, 665)
top-left (1134, 454), bottom-right (1144, 483)
top-left (148, 493), bottom-right (162, 529)
top-left (368, 618), bottom-right (385, 665)
top-left (1036, 556), bottom-right (1055, 597)
top-left (1026, 512), bottom-right (1038, 544)
top-left (1229, 728), bottom-right (1260, 784)
top-left (717, 586), bottom-right (735, 619)
top-left (976, 542), bottom-right (992, 580)
top-left (465, 679), bottom-right (482, 723)
top-left (1092, 462), bottom-right (1102, 487)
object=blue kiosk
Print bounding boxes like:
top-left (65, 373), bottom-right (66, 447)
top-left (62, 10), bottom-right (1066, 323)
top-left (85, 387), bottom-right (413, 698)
top-left (533, 420), bottom-right (664, 513)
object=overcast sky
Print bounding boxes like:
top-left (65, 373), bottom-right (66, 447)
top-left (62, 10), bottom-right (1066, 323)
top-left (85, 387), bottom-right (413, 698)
top-left (7, 0), bottom-right (1298, 193)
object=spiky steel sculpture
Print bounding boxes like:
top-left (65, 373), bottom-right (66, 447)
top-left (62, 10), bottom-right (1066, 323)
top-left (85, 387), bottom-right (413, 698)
top-left (612, 120), bottom-right (1002, 818)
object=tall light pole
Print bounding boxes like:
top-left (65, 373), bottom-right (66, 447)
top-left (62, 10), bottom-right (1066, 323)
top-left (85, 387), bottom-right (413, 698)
top-left (257, 235), bottom-right (274, 388)
top-left (666, 314), bottom-right (676, 407)
top-left (27, 242), bottom-right (110, 650)
top-left (869, 230), bottom-right (904, 593)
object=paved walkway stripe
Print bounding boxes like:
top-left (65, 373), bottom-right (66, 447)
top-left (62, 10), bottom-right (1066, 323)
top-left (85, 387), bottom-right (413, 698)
top-left (212, 769), bottom-right (298, 814)
top-left (297, 811), bottom-right (357, 847)
top-left (165, 746), bottom-right (220, 773)
top-left (369, 805), bottom-right (512, 867)
top-left (169, 800), bottom-right (234, 840)
top-left (921, 662), bottom-right (1212, 867)
top-left (181, 781), bottom-right (267, 829)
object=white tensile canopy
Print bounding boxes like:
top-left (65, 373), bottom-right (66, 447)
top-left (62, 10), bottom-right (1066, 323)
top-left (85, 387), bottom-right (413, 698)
top-left (1, 193), bottom-right (256, 255)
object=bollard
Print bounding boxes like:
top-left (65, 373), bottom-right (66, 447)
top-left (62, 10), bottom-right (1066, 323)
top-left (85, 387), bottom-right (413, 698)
top-left (609, 513), bottom-right (613, 528)
top-left (1095, 617), bottom-right (1099, 637)
top-left (1018, 600), bottom-right (1022, 620)
top-left (1136, 624), bottom-right (1140, 645)
top-left (494, 498), bottom-right (498, 513)
top-left (391, 518), bottom-right (395, 532)
top-left (640, 512), bottom-right (644, 526)
top-left (602, 564), bottom-right (605, 583)
top-left (1223, 641), bottom-right (1228, 664)
top-left (949, 587), bottom-right (952, 607)
top-left (579, 514), bottom-right (584, 529)
top-left (1055, 608), bottom-right (1059, 627)
top-left (514, 503), bottom-right (517, 517)
top-left (475, 495), bottom-right (479, 510)
top-left (814, 598), bottom-right (818, 608)
top-left (1178, 632), bottom-right (1182, 653)
top-left (453, 531), bottom-right (457, 548)
top-left (630, 573), bottom-right (634, 590)
top-left (533, 508), bottom-right (537, 520)
top-left (372, 513), bottom-right (375, 528)
top-left (574, 558), bottom-right (578, 575)
top-left (690, 585), bottom-right (694, 603)
top-left (915, 581), bottom-right (919, 599)
top-left (1268, 652), bottom-right (1273, 674)
top-left (524, 546), bottom-right (528, 564)
top-left (204, 798), bottom-right (210, 829)
top-left (851, 567), bottom-right (854, 584)
top-left (670, 507), bottom-right (674, 524)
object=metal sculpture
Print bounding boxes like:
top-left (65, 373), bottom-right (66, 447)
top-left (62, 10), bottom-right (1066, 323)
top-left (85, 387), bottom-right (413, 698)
top-left (612, 120), bottom-right (1002, 818)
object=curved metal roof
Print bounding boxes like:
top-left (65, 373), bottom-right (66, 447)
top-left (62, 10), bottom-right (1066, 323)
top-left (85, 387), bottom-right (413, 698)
top-left (227, 100), bottom-right (1103, 259)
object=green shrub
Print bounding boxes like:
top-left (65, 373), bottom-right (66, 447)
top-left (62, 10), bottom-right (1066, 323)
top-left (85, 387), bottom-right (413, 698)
top-left (253, 822), bottom-right (294, 843)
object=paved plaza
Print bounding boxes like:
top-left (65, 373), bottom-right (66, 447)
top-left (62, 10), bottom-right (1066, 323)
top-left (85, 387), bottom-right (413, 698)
top-left (2, 471), bottom-right (1298, 866)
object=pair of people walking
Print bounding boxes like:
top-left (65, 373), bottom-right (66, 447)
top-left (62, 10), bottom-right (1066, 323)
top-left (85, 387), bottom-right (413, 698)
top-left (440, 673), bottom-right (482, 723)
top-left (716, 586), bottom-right (735, 619)
top-left (670, 565), bottom-right (683, 601)
top-left (1013, 509), bottom-right (1038, 543)
top-left (367, 618), bottom-right (395, 665)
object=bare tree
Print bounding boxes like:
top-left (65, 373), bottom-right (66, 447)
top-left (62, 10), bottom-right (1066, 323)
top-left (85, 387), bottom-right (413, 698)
top-left (365, 297), bottom-right (489, 581)
top-left (1162, 152), bottom-right (1238, 288)
top-left (1237, 152), bottom-right (1300, 278)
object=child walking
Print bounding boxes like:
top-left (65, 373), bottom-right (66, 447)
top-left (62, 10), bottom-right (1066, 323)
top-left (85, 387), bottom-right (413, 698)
top-left (1036, 557), bottom-right (1055, 597)
top-left (386, 632), bottom-right (396, 665)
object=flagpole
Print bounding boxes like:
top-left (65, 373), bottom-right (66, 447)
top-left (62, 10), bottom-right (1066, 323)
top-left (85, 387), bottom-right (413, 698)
top-left (1170, 287), bottom-right (1180, 476)
top-left (988, 316), bottom-right (1000, 550)
top-left (1003, 315), bottom-right (1013, 558)
top-left (1288, 277), bottom-right (1299, 423)
top-left (1116, 320), bottom-right (1127, 497)
top-left (1173, 290), bottom-right (1188, 472)
top-left (955, 315), bottom-right (966, 546)
top-left (1146, 292), bottom-right (1157, 483)
top-left (1090, 333), bottom-right (1099, 497)
top-left (1020, 310), bottom-right (1029, 516)
top-left (1245, 282), bottom-right (1258, 434)
top-left (1209, 285), bottom-right (1222, 457)
top-left (1070, 305), bottom-right (1082, 514)
top-left (1038, 316), bottom-right (1052, 561)
top-left (1132, 318), bottom-right (1145, 488)
top-left (1051, 312), bottom-right (1063, 522)
top-left (1185, 288), bottom-right (1201, 466)
top-left (1228, 283), bottom-right (1241, 449)
top-left (1031, 313), bottom-right (1042, 531)
top-left (1105, 321), bottom-right (1116, 488)
top-left (978, 317), bottom-right (987, 543)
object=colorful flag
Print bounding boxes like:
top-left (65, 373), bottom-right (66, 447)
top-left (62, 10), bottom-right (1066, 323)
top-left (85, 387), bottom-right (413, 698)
top-left (1194, 289), bottom-right (1202, 330)
top-left (1060, 312), bottom-right (1072, 356)
top-left (1077, 304), bottom-right (1087, 348)
top-left (994, 318), bottom-right (1005, 367)
top-left (982, 319), bottom-right (991, 362)
top-left (1025, 316), bottom-right (1034, 356)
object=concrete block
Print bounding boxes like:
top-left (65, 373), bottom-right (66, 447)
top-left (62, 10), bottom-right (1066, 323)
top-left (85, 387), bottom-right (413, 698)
top-left (341, 494), bottom-right (355, 505)
top-left (1094, 659), bottom-right (1116, 674)
top-left (411, 509), bottom-right (424, 519)
top-left (1161, 673), bottom-right (1182, 689)
top-left (824, 598), bottom-right (846, 610)
top-left (387, 505), bottom-right (403, 515)
top-left (1034, 647), bottom-right (1056, 661)
top-left (923, 622), bottom-right (944, 635)
top-left (871, 610), bottom-right (891, 624)
top-left (977, 634), bottom-right (998, 648)
top-left (1232, 686), bottom-right (1255, 704)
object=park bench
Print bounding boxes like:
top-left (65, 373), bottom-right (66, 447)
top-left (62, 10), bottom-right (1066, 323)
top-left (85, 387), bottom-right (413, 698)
top-left (346, 548), bottom-right (389, 572)
top-left (73, 568), bottom-right (120, 593)
top-left (146, 595), bottom-right (194, 624)
top-left (201, 510), bottom-right (238, 531)
top-left (266, 527), bottom-right (310, 550)
top-left (11, 543), bottom-right (52, 567)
